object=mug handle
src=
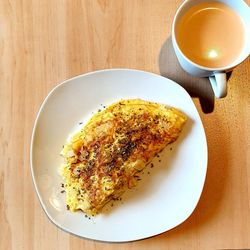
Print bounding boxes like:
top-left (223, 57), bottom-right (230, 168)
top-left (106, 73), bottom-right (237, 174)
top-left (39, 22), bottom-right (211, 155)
top-left (209, 72), bottom-right (227, 98)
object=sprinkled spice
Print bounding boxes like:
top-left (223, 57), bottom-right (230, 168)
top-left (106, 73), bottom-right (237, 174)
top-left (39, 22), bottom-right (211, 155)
top-left (61, 190), bottom-right (65, 193)
top-left (170, 147), bottom-right (173, 151)
top-left (85, 214), bottom-right (88, 218)
top-left (61, 183), bottom-right (64, 188)
top-left (61, 99), bottom-right (186, 215)
top-left (79, 122), bottom-right (83, 125)
top-left (66, 205), bottom-right (70, 210)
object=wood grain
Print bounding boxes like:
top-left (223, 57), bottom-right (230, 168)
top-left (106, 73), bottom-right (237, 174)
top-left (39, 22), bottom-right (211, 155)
top-left (0, 0), bottom-right (249, 249)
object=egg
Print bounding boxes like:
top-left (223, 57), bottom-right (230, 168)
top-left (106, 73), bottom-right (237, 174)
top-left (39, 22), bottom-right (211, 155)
top-left (61, 99), bottom-right (187, 215)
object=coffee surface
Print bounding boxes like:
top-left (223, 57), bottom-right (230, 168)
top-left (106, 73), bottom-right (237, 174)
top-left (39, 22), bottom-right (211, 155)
top-left (176, 1), bottom-right (245, 68)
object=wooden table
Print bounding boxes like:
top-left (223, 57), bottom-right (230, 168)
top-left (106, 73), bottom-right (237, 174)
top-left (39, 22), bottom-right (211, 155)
top-left (1, 1), bottom-right (250, 249)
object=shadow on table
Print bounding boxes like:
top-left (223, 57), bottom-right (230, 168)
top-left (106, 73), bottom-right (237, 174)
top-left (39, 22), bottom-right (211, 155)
top-left (158, 36), bottom-right (232, 114)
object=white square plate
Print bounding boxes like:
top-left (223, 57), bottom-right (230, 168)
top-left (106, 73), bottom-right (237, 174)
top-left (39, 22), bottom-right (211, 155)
top-left (30, 69), bottom-right (207, 242)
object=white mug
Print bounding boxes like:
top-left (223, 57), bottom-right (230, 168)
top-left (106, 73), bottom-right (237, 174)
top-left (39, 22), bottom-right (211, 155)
top-left (172, 0), bottom-right (250, 98)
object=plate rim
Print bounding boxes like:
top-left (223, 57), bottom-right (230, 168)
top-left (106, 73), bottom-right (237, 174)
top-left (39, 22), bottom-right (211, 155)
top-left (30, 68), bottom-right (208, 242)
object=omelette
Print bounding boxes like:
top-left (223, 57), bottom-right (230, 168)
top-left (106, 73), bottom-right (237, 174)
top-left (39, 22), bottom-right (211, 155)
top-left (61, 99), bottom-right (187, 215)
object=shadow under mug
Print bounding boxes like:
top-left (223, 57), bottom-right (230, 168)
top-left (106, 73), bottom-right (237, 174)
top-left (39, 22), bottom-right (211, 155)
top-left (172, 0), bottom-right (250, 98)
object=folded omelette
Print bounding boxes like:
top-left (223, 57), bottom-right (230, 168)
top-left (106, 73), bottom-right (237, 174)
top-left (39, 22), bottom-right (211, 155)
top-left (61, 99), bottom-right (187, 215)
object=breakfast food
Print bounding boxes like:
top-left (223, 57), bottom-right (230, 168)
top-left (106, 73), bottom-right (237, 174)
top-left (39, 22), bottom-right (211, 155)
top-left (61, 99), bottom-right (187, 215)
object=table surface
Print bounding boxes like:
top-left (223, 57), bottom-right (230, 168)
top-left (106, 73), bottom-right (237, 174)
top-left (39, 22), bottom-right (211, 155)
top-left (1, 1), bottom-right (250, 249)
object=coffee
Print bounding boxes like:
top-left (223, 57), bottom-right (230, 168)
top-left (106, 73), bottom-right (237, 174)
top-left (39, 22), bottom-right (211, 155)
top-left (176, 1), bottom-right (246, 68)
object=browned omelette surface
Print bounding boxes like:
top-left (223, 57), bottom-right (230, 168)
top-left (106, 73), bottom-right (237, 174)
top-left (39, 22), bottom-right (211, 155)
top-left (61, 99), bottom-right (187, 215)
